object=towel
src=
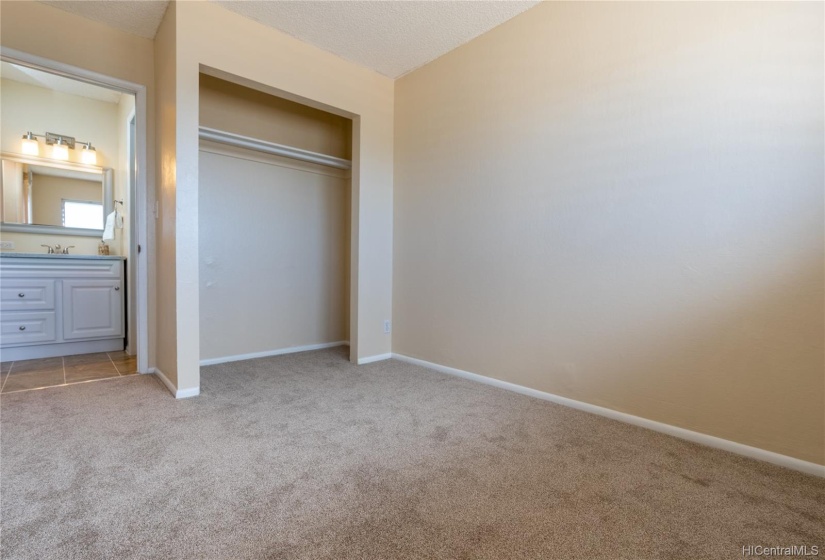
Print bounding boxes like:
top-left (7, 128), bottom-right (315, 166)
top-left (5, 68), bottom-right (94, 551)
top-left (102, 211), bottom-right (116, 241)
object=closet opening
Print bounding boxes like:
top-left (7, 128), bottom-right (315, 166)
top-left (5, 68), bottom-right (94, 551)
top-left (198, 73), bottom-right (353, 366)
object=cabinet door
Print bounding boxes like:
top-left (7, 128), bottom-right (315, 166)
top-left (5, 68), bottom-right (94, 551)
top-left (62, 279), bottom-right (124, 340)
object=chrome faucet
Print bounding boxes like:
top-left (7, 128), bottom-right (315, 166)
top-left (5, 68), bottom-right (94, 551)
top-left (40, 244), bottom-right (74, 254)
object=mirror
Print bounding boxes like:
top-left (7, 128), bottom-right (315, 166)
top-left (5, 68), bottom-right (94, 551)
top-left (0, 153), bottom-right (113, 237)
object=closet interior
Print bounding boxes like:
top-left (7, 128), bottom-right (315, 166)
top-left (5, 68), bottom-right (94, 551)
top-left (198, 74), bottom-right (352, 365)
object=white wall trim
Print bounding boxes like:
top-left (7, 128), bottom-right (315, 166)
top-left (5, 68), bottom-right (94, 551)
top-left (175, 386), bottom-right (200, 399)
top-left (151, 367), bottom-right (200, 399)
top-left (357, 353), bottom-right (392, 365)
top-left (199, 341), bottom-right (348, 366)
top-left (392, 354), bottom-right (825, 478)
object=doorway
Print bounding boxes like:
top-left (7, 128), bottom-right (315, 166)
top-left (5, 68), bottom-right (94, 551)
top-left (0, 48), bottom-right (150, 380)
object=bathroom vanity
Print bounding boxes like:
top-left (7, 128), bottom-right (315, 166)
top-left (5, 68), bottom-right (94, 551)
top-left (0, 253), bottom-right (125, 360)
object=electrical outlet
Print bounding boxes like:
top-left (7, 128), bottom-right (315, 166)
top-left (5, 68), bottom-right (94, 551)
top-left (0, 241), bottom-right (14, 250)
top-left (383, 320), bottom-right (391, 334)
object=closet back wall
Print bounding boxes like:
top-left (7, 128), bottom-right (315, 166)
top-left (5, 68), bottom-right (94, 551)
top-left (198, 75), bottom-right (351, 363)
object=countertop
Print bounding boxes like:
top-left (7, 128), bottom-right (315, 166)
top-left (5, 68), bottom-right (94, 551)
top-left (0, 252), bottom-right (125, 260)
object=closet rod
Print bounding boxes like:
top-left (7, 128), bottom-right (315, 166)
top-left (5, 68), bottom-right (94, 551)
top-left (199, 126), bottom-right (352, 170)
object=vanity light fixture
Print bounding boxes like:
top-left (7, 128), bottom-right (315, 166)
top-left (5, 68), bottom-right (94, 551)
top-left (21, 132), bottom-right (39, 156)
top-left (80, 142), bottom-right (97, 165)
top-left (52, 137), bottom-right (70, 161)
top-left (20, 132), bottom-right (99, 165)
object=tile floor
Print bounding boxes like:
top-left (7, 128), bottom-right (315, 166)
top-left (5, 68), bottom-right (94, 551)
top-left (0, 352), bottom-right (137, 394)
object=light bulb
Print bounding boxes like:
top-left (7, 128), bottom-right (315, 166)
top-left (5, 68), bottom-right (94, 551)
top-left (52, 140), bottom-right (69, 161)
top-left (81, 145), bottom-right (97, 165)
top-left (21, 133), bottom-right (39, 156)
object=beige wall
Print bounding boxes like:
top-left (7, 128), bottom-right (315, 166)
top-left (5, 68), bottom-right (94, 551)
top-left (0, 1), bottom-right (155, 89)
top-left (199, 149), bottom-right (350, 360)
top-left (0, 231), bottom-right (100, 255)
top-left (154, 2), bottom-right (179, 386)
top-left (393, 2), bottom-right (824, 464)
top-left (0, 79), bottom-right (119, 168)
top-left (1, 0), bottom-right (157, 368)
top-left (200, 74), bottom-right (352, 160)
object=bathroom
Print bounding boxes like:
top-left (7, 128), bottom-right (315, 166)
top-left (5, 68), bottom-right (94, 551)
top-left (0, 60), bottom-right (139, 392)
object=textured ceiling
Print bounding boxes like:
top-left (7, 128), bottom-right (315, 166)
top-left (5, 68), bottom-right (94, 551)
top-left (37, 0), bottom-right (539, 79)
top-left (215, 1), bottom-right (540, 78)
top-left (1, 61), bottom-right (123, 104)
top-left (40, 0), bottom-right (170, 40)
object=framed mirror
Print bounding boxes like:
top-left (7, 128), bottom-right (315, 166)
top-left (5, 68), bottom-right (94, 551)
top-left (0, 152), bottom-right (113, 237)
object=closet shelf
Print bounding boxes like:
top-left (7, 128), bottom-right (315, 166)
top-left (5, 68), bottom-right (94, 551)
top-left (199, 126), bottom-right (352, 170)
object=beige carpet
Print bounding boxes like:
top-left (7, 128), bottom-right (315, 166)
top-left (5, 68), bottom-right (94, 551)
top-left (1, 347), bottom-right (822, 560)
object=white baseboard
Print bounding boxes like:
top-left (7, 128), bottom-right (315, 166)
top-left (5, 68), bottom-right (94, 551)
top-left (357, 353), bottom-right (392, 365)
top-left (175, 386), bottom-right (200, 399)
top-left (199, 341), bottom-right (349, 366)
top-left (392, 354), bottom-right (825, 478)
top-left (151, 367), bottom-right (200, 399)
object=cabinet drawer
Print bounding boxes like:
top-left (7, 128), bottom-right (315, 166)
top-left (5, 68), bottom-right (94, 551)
top-left (0, 279), bottom-right (56, 311)
top-left (0, 312), bottom-right (57, 345)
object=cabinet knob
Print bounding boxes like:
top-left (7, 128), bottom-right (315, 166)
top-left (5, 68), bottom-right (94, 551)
top-left (18, 293), bottom-right (25, 298)
top-left (18, 326), bottom-right (26, 331)
top-left (114, 286), bottom-right (120, 291)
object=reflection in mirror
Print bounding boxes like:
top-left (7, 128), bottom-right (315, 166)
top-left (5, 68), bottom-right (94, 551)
top-left (0, 154), bottom-right (112, 237)
top-left (2, 162), bottom-right (102, 228)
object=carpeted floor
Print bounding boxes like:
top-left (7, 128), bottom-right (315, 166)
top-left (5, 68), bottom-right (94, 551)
top-left (1, 347), bottom-right (822, 560)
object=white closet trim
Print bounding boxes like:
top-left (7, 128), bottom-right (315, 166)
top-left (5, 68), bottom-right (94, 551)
top-left (198, 126), bottom-right (352, 170)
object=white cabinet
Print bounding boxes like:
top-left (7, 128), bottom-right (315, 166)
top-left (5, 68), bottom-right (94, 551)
top-left (0, 255), bottom-right (125, 360)
top-left (62, 280), bottom-right (123, 340)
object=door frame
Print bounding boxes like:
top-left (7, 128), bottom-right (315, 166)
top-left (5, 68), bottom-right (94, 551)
top-left (1, 47), bottom-right (151, 373)
top-left (126, 111), bottom-right (138, 356)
